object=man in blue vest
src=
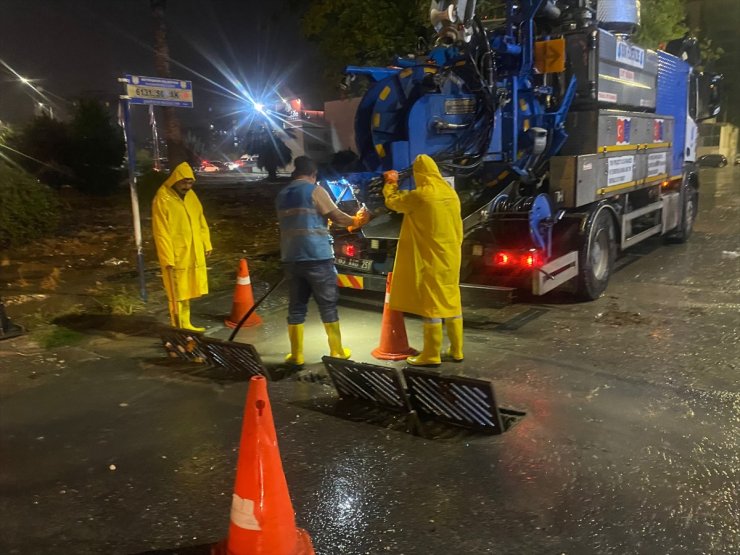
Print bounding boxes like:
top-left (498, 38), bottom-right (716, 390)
top-left (276, 156), bottom-right (369, 365)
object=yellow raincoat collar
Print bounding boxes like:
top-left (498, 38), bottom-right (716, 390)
top-left (162, 162), bottom-right (195, 189)
top-left (413, 155), bottom-right (448, 190)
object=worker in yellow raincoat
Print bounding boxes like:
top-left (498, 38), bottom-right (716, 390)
top-left (152, 162), bottom-right (212, 331)
top-left (383, 155), bottom-right (463, 366)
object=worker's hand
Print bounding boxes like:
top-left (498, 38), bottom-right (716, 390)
top-left (383, 170), bottom-right (399, 185)
top-left (347, 207), bottom-right (370, 232)
top-left (205, 249), bottom-right (212, 257)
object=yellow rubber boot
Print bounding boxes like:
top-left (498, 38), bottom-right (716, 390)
top-left (178, 300), bottom-right (205, 332)
top-left (324, 321), bottom-right (351, 359)
top-left (407, 322), bottom-right (442, 367)
top-left (445, 317), bottom-right (464, 362)
top-left (284, 323), bottom-right (305, 366)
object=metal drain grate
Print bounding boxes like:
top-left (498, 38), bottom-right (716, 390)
top-left (403, 369), bottom-right (504, 434)
top-left (323, 357), bottom-right (409, 411)
top-left (203, 338), bottom-right (270, 379)
top-left (160, 330), bottom-right (209, 363)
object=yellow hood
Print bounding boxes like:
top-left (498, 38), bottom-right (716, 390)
top-left (412, 154), bottom-right (448, 190)
top-left (161, 162), bottom-right (195, 189)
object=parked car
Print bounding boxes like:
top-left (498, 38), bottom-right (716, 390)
top-left (697, 154), bottom-right (728, 168)
top-left (199, 161), bottom-right (220, 173)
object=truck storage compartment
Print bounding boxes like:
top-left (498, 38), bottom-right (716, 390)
top-left (565, 27), bottom-right (659, 111)
top-left (550, 110), bottom-right (673, 208)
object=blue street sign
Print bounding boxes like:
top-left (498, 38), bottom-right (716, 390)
top-left (123, 74), bottom-right (193, 108)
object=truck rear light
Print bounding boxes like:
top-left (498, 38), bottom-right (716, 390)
top-left (522, 251), bottom-right (544, 268)
top-left (493, 252), bottom-right (513, 266)
top-left (342, 243), bottom-right (358, 257)
top-left (491, 250), bottom-right (543, 269)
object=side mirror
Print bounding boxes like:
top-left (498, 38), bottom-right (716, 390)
top-left (696, 72), bottom-right (723, 122)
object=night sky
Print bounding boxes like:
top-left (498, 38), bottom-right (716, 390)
top-left (0, 0), bottom-right (321, 129)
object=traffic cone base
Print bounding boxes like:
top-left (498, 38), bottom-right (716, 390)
top-left (372, 272), bottom-right (418, 360)
top-left (225, 259), bottom-right (262, 328)
top-left (211, 529), bottom-right (314, 555)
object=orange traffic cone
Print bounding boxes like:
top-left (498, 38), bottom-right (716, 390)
top-left (225, 259), bottom-right (262, 328)
top-left (371, 272), bottom-right (418, 360)
top-left (212, 376), bottom-right (315, 555)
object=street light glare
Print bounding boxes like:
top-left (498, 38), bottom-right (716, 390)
top-left (254, 102), bottom-right (264, 113)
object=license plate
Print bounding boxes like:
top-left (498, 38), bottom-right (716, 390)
top-left (335, 256), bottom-right (373, 272)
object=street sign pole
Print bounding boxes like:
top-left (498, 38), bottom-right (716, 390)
top-left (119, 95), bottom-right (148, 302)
top-left (117, 74), bottom-right (193, 303)
top-left (149, 105), bottom-right (161, 171)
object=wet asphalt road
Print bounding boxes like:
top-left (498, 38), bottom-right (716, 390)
top-left (1, 167), bottom-right (738, 554)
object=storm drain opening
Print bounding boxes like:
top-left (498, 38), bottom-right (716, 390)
top-left (320, 357), bottom-right (525, 438)
top-left (160, 330), bottom-right (209, 363)
top-left (323, 356), bottom-right (410, 412)
top-left (403, 368), bottom-right (505, 435)
top-left (159, 330), bottom-right (271, 382)
top-left (202, 338), bottom-right (271, 380)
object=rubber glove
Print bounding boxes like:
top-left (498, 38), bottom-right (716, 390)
top-left (383, 170), bottom-right (399, 184)
top-left (347, 206), bottom-right (370, 232)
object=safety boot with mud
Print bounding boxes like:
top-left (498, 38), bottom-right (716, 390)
top-left (407, 322), bottom-right (442, 367)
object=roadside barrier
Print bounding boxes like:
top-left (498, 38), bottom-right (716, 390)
top-left (371, 272), bottom-right (418, 360)
top-left (225, 259), bottom-right (262, 328)
top-left (212, 376), bottom-right (315, 555)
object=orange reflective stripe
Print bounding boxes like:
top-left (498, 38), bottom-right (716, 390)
top-left (336, 274), bottom-right (364, 289)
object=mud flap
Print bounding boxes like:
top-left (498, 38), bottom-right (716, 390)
top-left (532, 250), bottom-right (578, 295)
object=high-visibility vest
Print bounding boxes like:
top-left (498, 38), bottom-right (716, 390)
top-left (276, 180), bottom-right (334, 262)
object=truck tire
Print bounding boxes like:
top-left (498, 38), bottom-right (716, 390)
top-left (577, 208), bottom-right (617, 301)
top-left (669, 184), bottom-right (698, 244)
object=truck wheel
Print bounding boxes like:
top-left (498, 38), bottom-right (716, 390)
top-left (577, 208), bottom-right (617, 301)
top-left (670, 185), bottom-right (698, 244)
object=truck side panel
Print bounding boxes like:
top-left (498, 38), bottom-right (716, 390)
top-left (656, 51), bottom-right (690, 178)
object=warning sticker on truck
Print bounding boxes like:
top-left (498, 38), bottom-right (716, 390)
top-left (607, 156), bottom-right (634, 187)
top-left (598, 91), bottom-right (618, 103)
top-left (647, 152), bottom-right (667, 178)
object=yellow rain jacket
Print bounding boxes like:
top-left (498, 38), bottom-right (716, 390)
top-left (383, 155), bottom-right (463, 318)
top-left (152, 163), bottom-right (212, 301)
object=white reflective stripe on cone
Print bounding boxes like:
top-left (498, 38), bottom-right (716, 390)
top-left (230, 493), bottom-right (261, 530)
top-left (384, 293), bottom-right (390, 304)
top-left (237, 276), bottom-right (251, 285)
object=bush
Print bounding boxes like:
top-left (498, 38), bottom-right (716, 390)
top-left (0, 163), bottom-right (60, 248)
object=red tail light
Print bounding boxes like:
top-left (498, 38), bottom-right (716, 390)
top-left (493, 252), bottom-right (513, 266)
top-left (342, 243), bottom-right (357, 257)
top-left (522, 251), bottom-right (544, 268)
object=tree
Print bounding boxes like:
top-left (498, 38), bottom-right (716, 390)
top-left (301, 0), bottom-right (429, 93)
top-left (244, 127), bottom-right (292, 180)
top-left (9, 114), bottom-right (74, 188)
top-left (633, 0), bottom-right (689, 49)
top-left (68, 99), bottom-right (125, 195)
top-left (151, 0), bottom-right (187, 167)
